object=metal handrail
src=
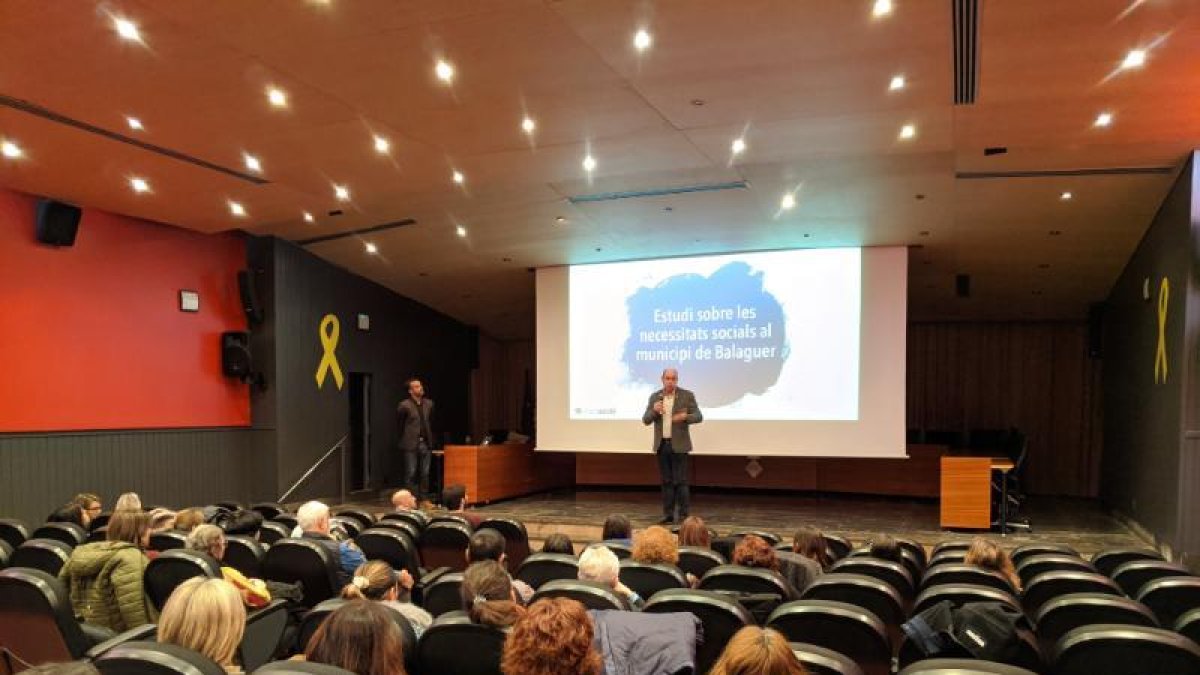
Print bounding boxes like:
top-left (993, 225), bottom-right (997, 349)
top-left (278, 434), bottom-right (349, 505)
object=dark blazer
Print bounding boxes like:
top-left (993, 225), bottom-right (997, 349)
top-left (397, 397), bottom-right (434, 453)
top-left (641, 387), bottom-right (703, 453)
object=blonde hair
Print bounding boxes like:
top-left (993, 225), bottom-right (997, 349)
top-left (964, 537), bottom-right (1022, 592)
top-left (114, 492), bottom-right (142, 513)
top-left (186, 524), bottom-right (226, 559)
top-left (158, 578), bottom-right (246, 669)
top-left (342, 560), bottom-right (398, 601)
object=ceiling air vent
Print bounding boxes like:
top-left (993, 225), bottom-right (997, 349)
top-left (953, 0), bottom-right (980, 105)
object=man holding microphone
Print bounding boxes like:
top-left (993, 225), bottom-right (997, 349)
top-left (642, 368), bottom-right (703, 524)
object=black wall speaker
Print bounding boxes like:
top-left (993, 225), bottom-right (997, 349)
top-left (35, 199), bottom-right (82, 247)
top-left (221, 331), bottom-right (251, 378)
top-left (237, 270), bottom-right (264, 326)
top-left (1088, 302), bottom-right (1105, 358)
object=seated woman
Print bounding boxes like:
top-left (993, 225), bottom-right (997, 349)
top-left (113, 492), bottom-right (142, 513)
top-left (70, 493), bottom-right (103, 529)
top-left (174, 507), bottom-right (206, 533)
top-left (158, 577), bottom-right (245, 674)
top-left (148, 508), bottom-right (177, 534)
top-left (461, 560), bottom-right (524, 632)
top-left (47, 504), bottom-right (90, 530)
top-left (501, 597), bottom-right (602, 675)
top-left (186, 524), bottom-right (271, 608)
top-left (677, 516), bottom-right (712, 549)
top-left (964, 536), bottom-right (1022, 592)
top-left (541, 533), bottom-right (575, 555)
top-left (710, 626), bottom-right (809, 675)
top-left (601, 514), bottom-right (632, 545)
top-left (733, 535), bottom-right (799, 599)
top-left (305, 600), bottom-right (408, 675)
top-left (341, 560), bottom-right (432, 637)
top-left (632, 525), bottom-right (697, 587)
top-left (58, 510), bottom-right (155, 631)
top-left (791, 526), bottom-right (832, 571)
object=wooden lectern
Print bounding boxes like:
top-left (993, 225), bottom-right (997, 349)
top-left (442, 442), bottom-right (574, 505)
top-left (939, 456), bottom-right (1015, 529)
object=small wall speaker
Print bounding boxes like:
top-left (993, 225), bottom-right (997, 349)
top-left (35, 199), bottom-right (82, 247)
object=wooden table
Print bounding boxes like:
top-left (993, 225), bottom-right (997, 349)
top-left (939, 456), bottom-right (1013, 530)
top-left (442, 443), bottom-right (574, 505)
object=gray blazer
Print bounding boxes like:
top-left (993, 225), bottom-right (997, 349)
top-left (397, 397), bottom-right (434, 453)
top-left (642, 388), bottom-right (703, 453)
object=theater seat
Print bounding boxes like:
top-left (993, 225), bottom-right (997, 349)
top-left (732, 530), bottom-right (782, 546)
top-left (618, 560), bottom-right (687, 599)
top-left (296, 599), bottom-right (417, 673)
top-left (790, 641), bottom-right (865, 675)
top-left (896, 611), bottom-right (1042, 673)
top-left (1111, 559), bottom-right (1194, 598)
top-left (93, 641), bottom-right (226, 675)
top-left (911, 584), bottom-right (1021, 617)
top-left (213, 501), bottom-right (242, 511)
top-left (421, 571), bottom-right (464, 617)
top-left (931, 541), bottom-right (971, 558)
top-left (927, 549), bottom-right (967, 568)
top-left (1091, 548), bottom-right (1164, 578)
top-left (144, 550), bottom-right (221, 611)
top-left (328, 517), bottom-right (362, 540)
top-left (370, 519), bottom-right (421, 545)
top-left (1051, 624), bottom-right (1200, 675)
top-left (643, 589), bottom-right (753, 675)
top-left (261, 539), bottom-right (340, 608)
top-left (1022, 571), bottom-right (1122, 615)
top-left (895, 538), bottom-right (928, 569)
top-left (767, 600), bottom-right (891, 675)
top-left (88, 527), bottom-right (109, 543)
top-left (0, 520), bottom-right (29, 551)
top-left (224, 535), bottom-right (266, 577)
top-left (418, 521), bottom-right (472, 571)
top-left (921, 564), bottom-right (1017, 596)
top-left (1175, 607), bottom-right (1200, 647)
top-left (1015, 554), bottom-right (1096, 586)
top-left (32, 523), bottom-right (87, 548)
top-left (0, 541), bottom-right (11, 569)
top-left (10, 538), bottom-right (73, 576)
top-left (848, 547), bottom-right (925, 583)
top-left (380, 510), bottom-right (428, 532)
top-left (824, 534), bottom-right (854, 561)
top-left (258, 521), bottom-right (291, 546)
top-left (239, 599), bottom-right (290, 672)
top-left (250, 503), bottom-right (286, 521)
top-left (515, 552), bottom-right (579, 590)
top-left (530, 579), bottom-right (629, 611)
top-left (355, 528), bottom-right (420, 581)
top-left (271, 515), bottom-right (299, 532)
top-left (1010, 542), bottom-right (1079, 565)
top-left (678, 546), bottom-right (725, 580)
top-left (0, 567), bottom-right (107, 665)
top-left (1033, 592), bottom-right (1158, 648)
top-left (897, 659), bottom-right (1038, 674)
top-left (802, 573), bottom-right (906, 628)
top-left (1135, 576), bottom-right (1200, 626)
top-left (333, 508), bottom-right (375, 532)
top-left (831, 558), bottom-right (915, 603)
top-left (477, 518), bottom-right (531, 570)
top-left (428, 514), bottom-right (473, 529)
top-left (699, 564), bottom-right (792, 597)
top-left (89, 513), bottom-right (111, 531)
top-left (255, 661), bottom-right (357, 675)
top-left (416, 612), bottom-right (505, 675)
top-left (601, 541), bottom-right (633, 559)
top-left (148, 530), bottom-right (188, 553)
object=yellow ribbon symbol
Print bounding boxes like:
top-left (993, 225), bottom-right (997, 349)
top-left (1154, 277), bottom-right (1169, 384)
top-left (316, 314), bottom-right (345, 390)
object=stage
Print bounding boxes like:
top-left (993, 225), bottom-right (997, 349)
top-left (339, 488), bottom-right (1146, 556)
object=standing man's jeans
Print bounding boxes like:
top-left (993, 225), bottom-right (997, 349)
top-left (657, 439), bottom-right (690, 521)
top-left (404, 439), bottom-right (431, 499)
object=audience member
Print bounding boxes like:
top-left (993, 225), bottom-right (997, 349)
top-left (47, 504), bottom-right (89, 529)
top-left (58, 510), bottom-right (154, 631)
top-left (733, 535), bottom-right (799, 599)
top-left (391, 489), bottom-right (417, 511)
top-left (157, 577), bottom-right (246, 674)
top-left (70, 493), bottom-right (103, 529)
top-left (709, 626), bottom-right (809, 675)
top-left (440, 484), bottom-right (482, 528)
top-left (868, 534), bottom-right (904, 563)
top-left (633, 525), bottom-right (697, 587)
top-left (501, 597), bottom-right (602, 675)
top-left (296, 501), bottom-right (365, 586)
top-left (791, 526), bottom-right (832, 570)
top-left (964, 536), bottom-right (1022, 592)
top-left (541, 533), bottom-right (575, 555)
top-left (113, 492), bottom-right (142, 513)
top-left (148, 507), bottom-right (177, 533)
top-left (578, 544), bottom-right (643, 609)
top-left (677, 515), bottom-right (711, 548)
top-left (461, 560), bottom-right (524, 631)
top-left (186, 524), bottom-right (271, 608)
top-left (341, 559), bottom-right (432, 636)
top-left (305, 600), bottom-right (408, 675)
top-left (466, 529), bottom-right (534, 603)
top-left (601, 514), bottom-right (632, 544)
top-left (174, 507), bottom-right (206, 532)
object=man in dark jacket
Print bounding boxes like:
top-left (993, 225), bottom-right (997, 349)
top-left (642, 368), bottom-right (703, 524)
top-left (397, 378), bottom-right (435, 499)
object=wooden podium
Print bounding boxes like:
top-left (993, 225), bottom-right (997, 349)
top-left (442, 443), bottom-right (574, 505)
top-left (939, 456), bottom-right (1014, 529)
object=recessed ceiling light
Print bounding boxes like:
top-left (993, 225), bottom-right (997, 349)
top-left (113, 17), bottom-right (141, 42)
top-left (780, 193), bottom-right (796, 210)
top-left (228, 201), bottom-right (246, 217)
top-left (1060, 191), bottom-right (1073, 201)
top-left (555, 216), bottom-right (567, 224)
top-left (899, 123), bottom-right (917, 140)
top-left (365, 242), bottom-right (378, 254)
top-left (633, 28), bottom-right (653, 51)
top-left (1094, 111), bottom-right (1114, 127)
top-left (731, 137), bottom-right (746, 155)
top-left (126, 116), bottom-right (144, 131)
top-left (889, 75), bottom-right (906, 91)
top-left (1121, 48), bottom-right (1147, 70)
top-left (872, 0), bottom-right (894, 18)
top-left (266, 87), bottom-right (288, 108)
top-left (435, 60), bottom-right (455, 83)
top-left (521, 117), bottom-right (536, 134)
top-left (130, 177), bottom-right (149, 193)
top-left (455, 225), bottom-right (467, 238)
top-left (373, 135), bottom-right (390, 154)
top-left (334, 184), bottom-right (350, 201)
top-left (582, 155), bottom-right (597, 172)
top-left (303, 212), bottom-right (315, 223)
top-left (243, 154), bottom-right (262, 173)
top-left (1, 140), bottom-right (23, 159)
top-left (452, 170), bottom-right (464, 184)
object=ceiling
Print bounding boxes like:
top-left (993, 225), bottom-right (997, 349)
top-left (1, 0), bottom-right (1198, 339)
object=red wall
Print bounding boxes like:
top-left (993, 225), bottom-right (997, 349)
top-left (0, 188), bottom-right (250, 431)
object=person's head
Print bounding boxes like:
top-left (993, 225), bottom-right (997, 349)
top-left (661, 368), bottom-right (679, 394)
top-left (186, 524), bottom-right (227, 561)
top-left (633, 526), bottom-right (679, 565)
top-left (541, 533), bottom-right (575, 555)
top-left (342, 560), bottom-right (401, 602)
top-left (106, 510), bottom-right (152, 547)
top-left (965, 536), bottom-right (1022, 591)
top-left (733, 535), bottom-right (779, 572)
top-left (468, 529), bottom-right (507, 565)
top-left (578, 545), bottom-right (620, 588)
top-left (443, 484), bottom-right (468, 511)
top-left (148, 508), bottom-right (177, 533)
top-left (113, 492), bottom-right (142, 513)
top-left (71, 493), bottom-right (102, 519)
top-left (869, 535), bottom-right (903, 563)
top-left (461, 560), bottom-right (522, 629)
top-left (601, 514), bottom-right (631, 541)
top-left (501, 597), bottom-right (602, 675)
top-left (709, 626), bottom-right (809, 675)
top-left (297, 500), bottom-right (331, 535)
top-left (391, 489), bottom-right (416, 511)
top-left (158, 578), bottom-right (246, 670)
top-left (407, 378), bottom-right (424, 399)
top-left (678, 516), bottom-right (711, 548)
top-left (175, 508), bottom-right (206, 532)
top-left (791, 526), bottom-right (832, 569)
top-left (48, 504), bottom-right (88, 528)
top-left (305, 599), bottom-right (407, 675)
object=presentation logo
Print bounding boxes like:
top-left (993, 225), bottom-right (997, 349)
top-left (621, 262), bottom-right (789, 406)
